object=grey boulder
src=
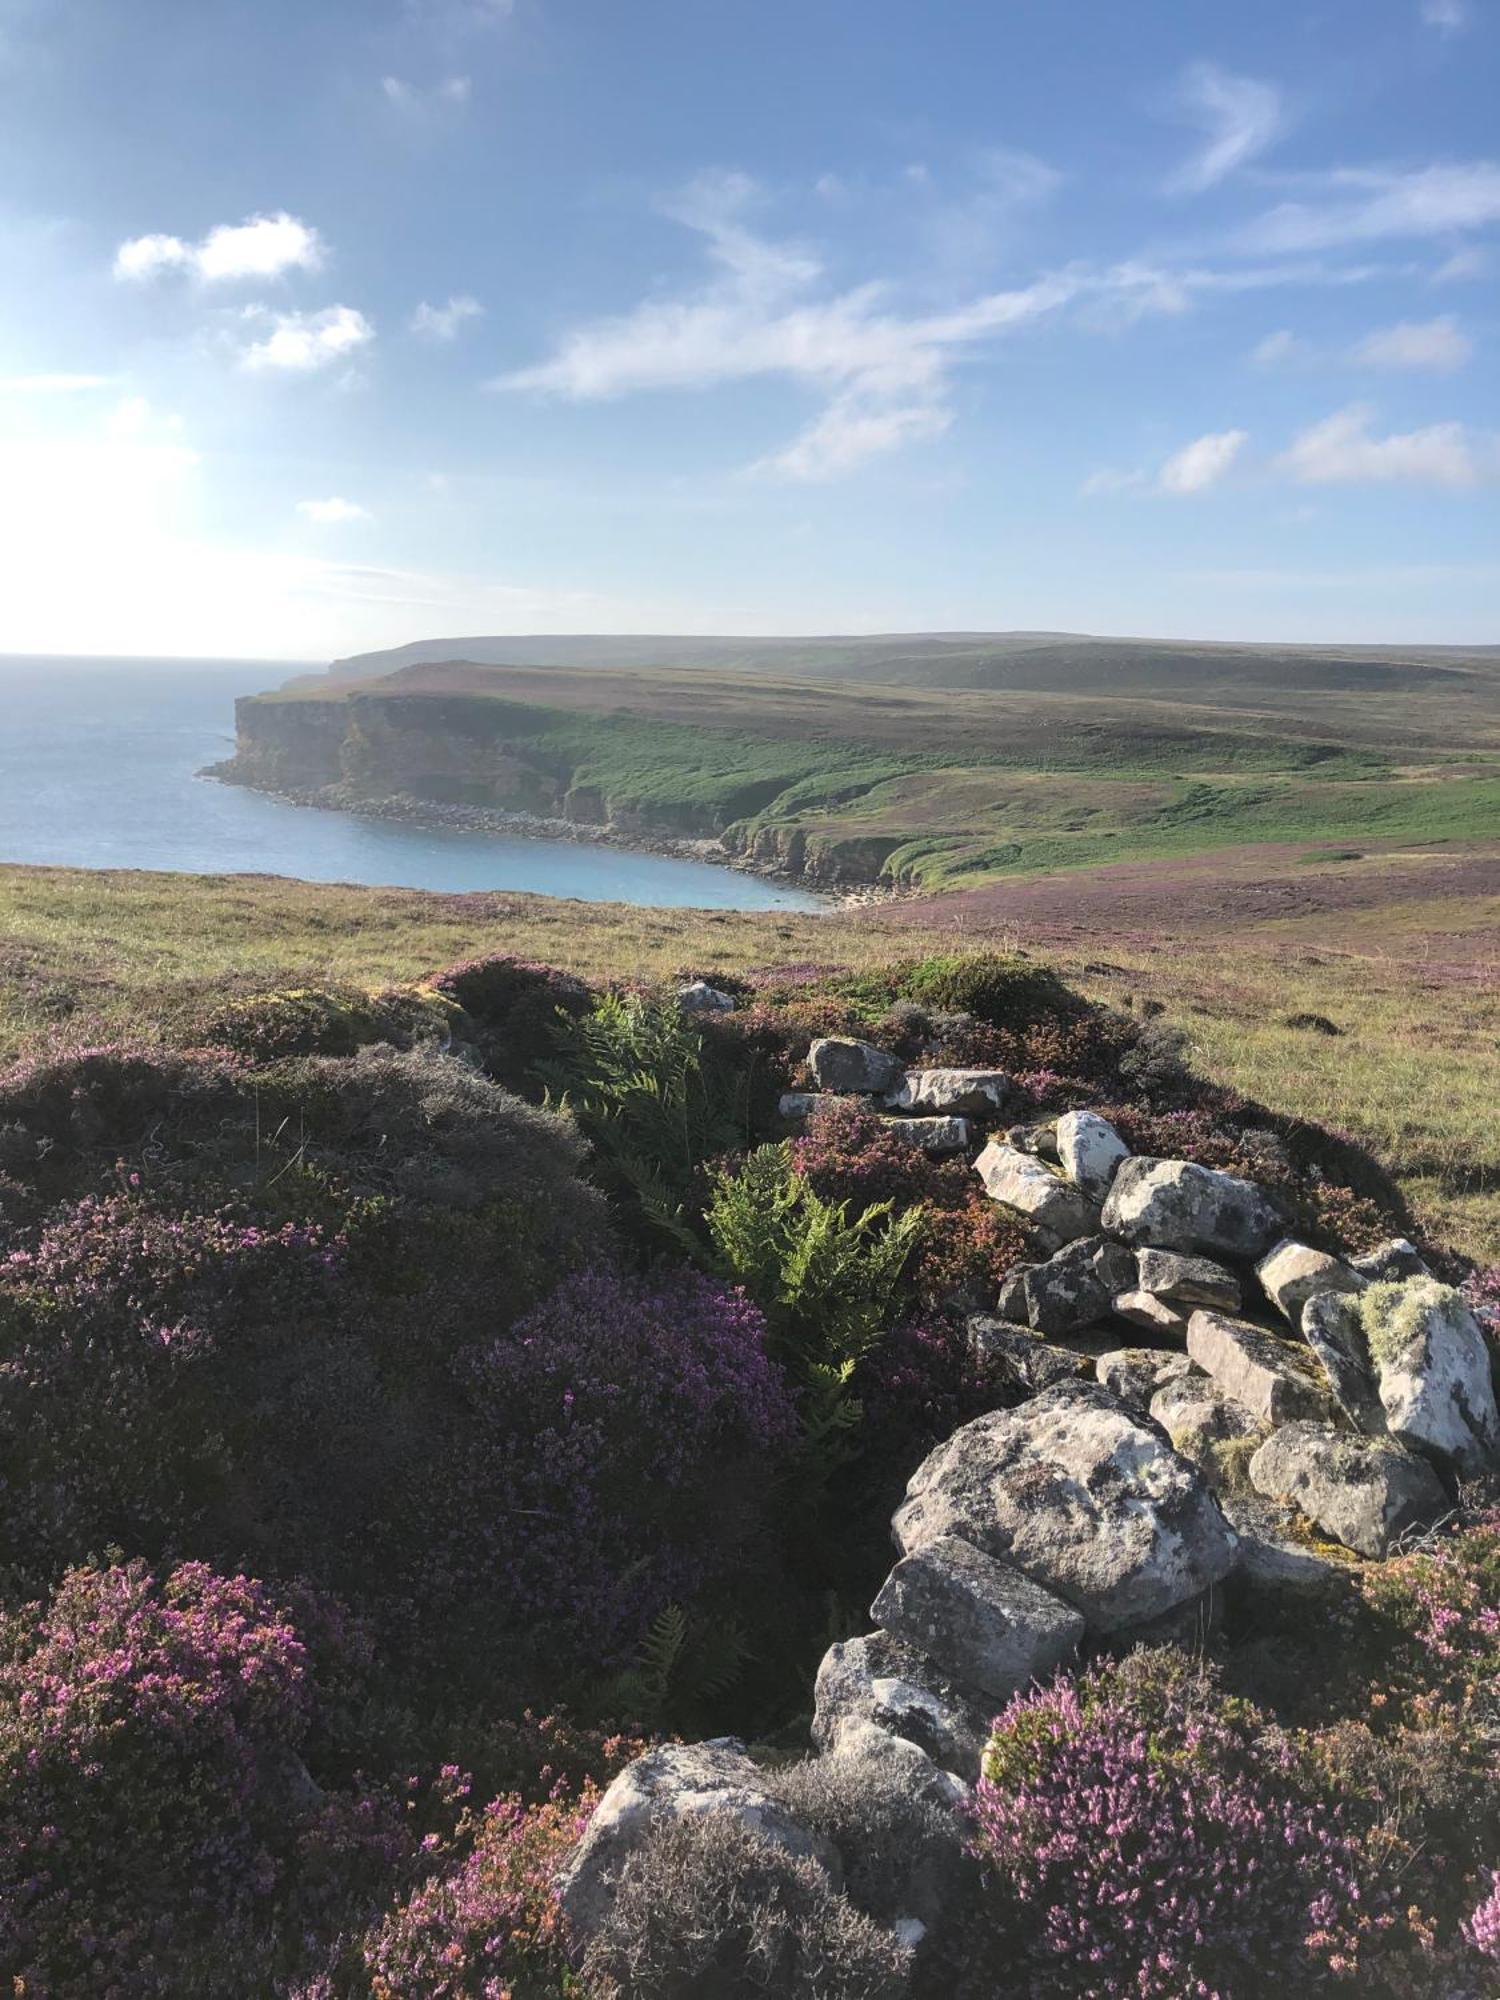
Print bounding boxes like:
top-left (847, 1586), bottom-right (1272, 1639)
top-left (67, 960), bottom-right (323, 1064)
top-left (677, 980), bottom-right (736, 1014)
top-left (1360, 1278), bottom-right (1500, 1476)
top-left (887, 1068), bottom-right (1011, 1116)
top-left (1256, 1238), bottom-right (1366, 1325)
top-left (872, 1534), bottom-right (1084, 1702)
top-left (812, 1630), bottom-right (990, 1780)
top-left (893, 1381), bottom-right (1237, 1634)
top-left (974, 1141), bottom-right (1102, 1244)
top-left (1135, 1247), bottom-right (1242, 1313)
top-left (1020, 1235), bottom-right (1136, 1337)
top-left (1301, 1292), bottom-right (1387, 1437)
top-left (1186, 1310), bottom-right (1333, 1426)
top-left (1055, 1110), bottom-right (1130, 1199)
top-left (1352, 1238), bottom-right (1431, 1284)
top-left (1096, 1348), bottom-right (1195, 1409)
top-left (1111, 1289), bottom-right (1191, 1339)
top-left (1102, 1157), bottom-right (1282, 1259)
top-left (878, 1114), bottom-right (972, 1155)
top-left (966, 1318), bottom-right (1089, 1396)
top-left (1149, 1374), bottom-right (1265, 1494)
top-left (807, 1036), bottom-right (904, 1095)
top-left (1249, 1422), bottom-right (1449, 1558)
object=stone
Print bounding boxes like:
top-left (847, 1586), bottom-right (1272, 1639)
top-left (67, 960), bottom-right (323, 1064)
top-left (1004, 1121), bottom-right (1060, 1162)
top-left (1186, 1310), bottom-right (1334, 1426)
top-left (1149, 1374), bottom-right (1265, 1494)
top-left (1102, 1157), bottom-right (1282, 1260)
top-left (1249, 1423), bottom-right (1450, 1558)
top-left (1351, 1238), bottom-right (1431, 1284)
top-left (1219, 1493), bottom-right (1354, 1602)
top-left (1301, 1293), bottom-right (1387, 1437)
top-left (1360, 1278), bottom-right (1500, 1477)
top-left (1256, 1238), bottom-right (1366, 1325)
top-left (1020, 1236), bottom-right (1136, 1336)
top-left (557, 1739), bottom-right (840, 1944)
top-left (677, 980), bottom-right (736, 1014)
top-left (886, 1068), bottom-right (1012, 1116)
top-left (893, 1380), bottom-right (1237, 1635)
top-left (778, 1091), bottom-right (822, 1121)
top-left (1111, 1289), bottom-right (1191, 1339)
top-left (807, 1037), bottom-right (904, 1096)
top-left (871, 1533), bottom-right (1085, 1702)
top-left (966, 1318), bottom-right (1090, 1396)
top-left (1055, 1110), bottom-right (1130, 1200)
top-left (812, 1631), bottom-right (990, 1780)
top-left (825, 1720), bottom-right (967, 1812)
top-left (1095, 1347), bottom-right (1195, 1409)
top-left (994, 1266), bottom-right (1034, 1322)
top-left (878, 1114), bottom-right (971, 1155)
top-left (974, 1141), bottom-right (1102, 1244)
top-left (1136, 1247), bottom-right (1242, 1313)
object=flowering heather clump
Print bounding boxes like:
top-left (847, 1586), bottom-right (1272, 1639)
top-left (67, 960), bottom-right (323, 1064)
top-left (1358, 1510), bottom-right (1500, 1726)
top-left (357, 1785), bottom-right (592, 1998)
top-left (426, 952), bottom-right (592, 1086)
top-left (453, 1267), bottom-right (796, 1663)
top-left (853, 1315), bottom-right (989, 1474)
top-left (968, 1653), bottom-right (1392, 1998)
top-left (0, 1559), bottom-right (405, 1997)
top-left (1463, 1266), bottom-right (1500, 1339)
top-left (1464, 1873), bottom-right (1500, 1962)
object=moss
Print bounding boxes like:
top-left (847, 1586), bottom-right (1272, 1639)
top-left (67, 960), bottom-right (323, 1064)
top-left (1358, 1276), bottom-right (1458, 1370)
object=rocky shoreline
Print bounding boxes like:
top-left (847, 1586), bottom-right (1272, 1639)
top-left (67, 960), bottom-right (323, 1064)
top-left (201, 762), bottom-right (899, 909)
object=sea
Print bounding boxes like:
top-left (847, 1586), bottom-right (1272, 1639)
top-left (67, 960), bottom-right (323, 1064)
top-left (0, 656), bottom-right (823, 911)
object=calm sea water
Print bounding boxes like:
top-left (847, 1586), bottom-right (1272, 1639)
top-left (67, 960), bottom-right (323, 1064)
top-left (0, 657), bottom-right (822, 910)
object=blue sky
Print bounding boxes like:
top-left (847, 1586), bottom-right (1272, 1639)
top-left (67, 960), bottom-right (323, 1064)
top-left (0, 0), bottom-right (1496, 657)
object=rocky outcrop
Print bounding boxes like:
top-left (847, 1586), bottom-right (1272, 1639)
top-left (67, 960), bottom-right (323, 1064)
top-left (808, 1037), bottom-right (906, 1095)
top-left (973, 1141), bottom-right (1102, 1243)
top-left (871, 1535), bottom-right (1084, 1702)
top-left (812, 1632), bottom-right (991, 1780)
top-left (1359, 1278), bottom-right (1500, 1476)
top-left (1256, 1239), bottom-right (1365, 1325)
top-left (885, 1069), bottom-right (1011, 1116)
top-left (1249, 1424), bottom-right (1448, 1558)
top-left (1055, 1110), bottom-right (1129, 1199)
top-left (1186, 1310), bottom-right (1333, 1426)
top-left (1135, 1248), bottom-right (1242, 1312)
top-left (1102, 1157), bottom-right (1282, 1259)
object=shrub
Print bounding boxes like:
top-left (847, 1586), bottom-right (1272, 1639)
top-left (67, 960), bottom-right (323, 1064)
top-left (427, 953), bottom-right (592, 1089)
top-left (201, 985), bottom-right (392, 1061)
top-left (967, 1652), bottom-right (1394, 1998)
top-left (769, 1747), bottom-right (966, 1927)
top-left (899, 952), bottom-right (1075, 1033)
top-left (578, 1812), bottom-right (913, 2000)
top-left (0, 1560), bottom-right (407, 1998)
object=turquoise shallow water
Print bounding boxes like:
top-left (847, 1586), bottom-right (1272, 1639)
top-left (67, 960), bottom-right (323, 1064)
top-left (0, 657), bottom-right (824, 910)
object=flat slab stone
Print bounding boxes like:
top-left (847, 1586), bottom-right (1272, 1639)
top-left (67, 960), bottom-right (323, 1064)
top-left (1102, 1157), bottom-right (1282, 1259)
top-left (878, 1114), bottom-right (971, 1154)
top-left (1256, 1238), bottom-right (1366, 1325)
top-left (871, 1533), bottom-right (1084, 1702)
top-left (778, 1091), bottom-right (822, 1120)
top-left (1136, 1247), bottom-right (1242, 1313)
top-left (1249, 1422), bottom-right (1450, 1558)
top-left (974, 1141), bottom-right (1102, 1244)
top-left (677, 981), bottom-right (736, 1013)
top-left (893, 1380), bottom-right (1237, 1635)
top-left (886, 1068), bottom-right (1012, 1116)
top-left (1055, 1110), bottom-right (1130, 1199)
top-left (1187, 1310), bottom-right (1334, 1426)
top-left (966, 1318), bottom-right (1091, 1396)
top-left (1096, 1348), bottom-right (1195, 1409)
top-left (807, 1036), bottom-right (903, 1095)
top-left (1112, 1289), bottom-right (1191, 1339)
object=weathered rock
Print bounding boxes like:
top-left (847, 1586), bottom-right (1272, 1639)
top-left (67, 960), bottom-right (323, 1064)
top-left (893, 1381), bottom-right (1237, 1634)
top-left (871, 1534), bottom-right (1084, 1702)
top-left (1249, 1423), bottom-right (1450, 1558)
top-left (1352, 1238), bottom-right (1431, 1284)
top-left (1055, 1110), bottom-right (1130, 1199)
top-left (1256, 1239), bottom-right (1366, 1325)
top-left (1186, 1310), bottom-right (1334, 1426)
top-left (1149, 1374), bottom-right (1265, 1494)
top-left (974, 1142), bottom-right (1102, 1244)
top-left (878, 1114), bottom-right (971, 1155)
top-left (825, 1720), bottom-right (967, 1811)
top-left (966, 1318), bottom-right (1090, 1396)
top-left (812, 1631), bottom-right (990, 1779)
top-left (1301, 1292), bottom-right (1387, 1437)
top-left (1219, 1492), bottom-right (1354, 1602)
top-left (807, 1037), bottom-right (904, 1096)
top-left (1095, 1347), bottom-right (1195, 1409)
top-left (1360, 1278), bottom-right (1500, 1477)
top-left (1135, 1247), bottom-right (1242, 1312)
top-left (1102, 1157), bottom-right (1282, 1259)
top-left (1020, 1236), bottom-right (1136, 1337)
top-left (677, 980), bottom-right (736, 1014)
top-left (557, 1739), bottom-right (840, 1943)
top-left (886, 1068), bottom-right (1011, 1116)
top-left (1111, 1289), bottom-right (1191, 1339)
top-left (778, 1091), bottom-right (822, 1121)
top-left (1004, 1121), bottom-right (1060, 1162)
top-left (994, 1266), bottom-right (1034, 1323)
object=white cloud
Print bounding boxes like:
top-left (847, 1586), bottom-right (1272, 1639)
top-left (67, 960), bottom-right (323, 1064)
top-left (1420, 0), bottom-right (1470, 31)
top-left (297, 496), bottom-right (372, 524)
top-left (382, 74), bottom-right (471, 117)
top-left (0, 372), bottom-right (112, 394)
top-left (1158, 428), bottom-right (1248, 493)
top-left (498, 171), bottom-right (1178, 478)
top-left (1241, 162), bottom-right (1500, 253)
top-left (114, 212), bottom-right (325, 284)
top-left (1166, 62), bottom-right (1284, 193)
top-left (1353, 314), bottom-right (1472, 371)
top-left (411, 293), bottom-right (484, 339)
top-left (1433, 244), bottom-right (1489, 281)
top-left (1250, 328), bottom-right (1309, 368)
top-left (241, 305), bottom-right (375, 374)
top-left (1278, 403), bottom-right (1488, 486)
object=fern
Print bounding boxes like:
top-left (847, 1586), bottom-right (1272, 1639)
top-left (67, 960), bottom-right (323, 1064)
top-left (607, 1603), bottom-right (748, 1731)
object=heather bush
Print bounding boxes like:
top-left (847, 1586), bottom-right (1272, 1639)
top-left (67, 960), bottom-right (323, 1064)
top-left (899, 951), bottom-right (1076, 1032)
top-left (578, 1812), bottom-right (914, 2000)
top-left (769, 1747), bottom-right (967, 1927)
top-left (427, 952), bottom-right (593, 1088)
top-left (966, 1652), bottom-right (1395, 1999)
top-left (201, 984), bottom-right (402, 1061)
top-left (0, 1559), bottom-right (408, 1998)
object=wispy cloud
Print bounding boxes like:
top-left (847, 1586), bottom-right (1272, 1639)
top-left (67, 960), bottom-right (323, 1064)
top-left (1166, 62), bottom-right (1284, 193)
top-left (498, 171), bottom-right (1185, 478)
top-left (1278, 403), bottom-right (1489, 486)
top-left (1250, 328), bottom-right (1309, 368)
top-left (1353, 314), bottom-right (1472, 371)
top-left (241, 305), bottom-right (375, 374)
top-left (1433, 244), bottom-right (1489, 281)
top-left (382, 74), bottom-right (471, 119)
top-left (1240, 162), bottom-right (1500, 252)
top-left (297, 496), bottom-right (372, 523)
top-left (114, 212), bottom-right (324, 284)
top-left (411, 294), bottom-right (484, 339)
top-left (1420, 0), bottom-right (1471, 33)
top-left (0, 372), bottom-right (113, 394)
top-left (1085, 427), bottom-right (1247, 496)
